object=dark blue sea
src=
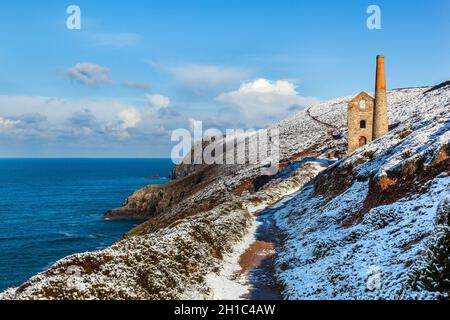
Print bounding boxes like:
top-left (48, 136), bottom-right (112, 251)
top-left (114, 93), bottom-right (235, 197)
top-left (0, 158), bottom-right (173, 292)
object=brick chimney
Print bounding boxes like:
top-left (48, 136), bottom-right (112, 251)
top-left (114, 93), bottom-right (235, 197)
top-left (373, 55), bottom-right (389, 139)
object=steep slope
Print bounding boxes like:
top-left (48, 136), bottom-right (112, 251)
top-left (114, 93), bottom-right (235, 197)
top-left (0, 161), bottom-right (320, 300)
top-left (104, 86), bottom-right (429, 234)
top-left (1, 82), bottom-right (448, 300)
top-left (275, 84), bottom-right (449, 299)
top-left (102, 93), bottom-right (347, 233)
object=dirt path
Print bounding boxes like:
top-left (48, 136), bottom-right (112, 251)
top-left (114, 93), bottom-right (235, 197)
top-left (240, 207), bottom-right (283, 300)
top-left (306, 107), bottom-right (339, 131)
top-left (238, 159), bottom-right (335, 300)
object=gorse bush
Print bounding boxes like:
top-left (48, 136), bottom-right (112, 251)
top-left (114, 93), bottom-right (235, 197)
top-left (409, 197), bottom-right (450, 295)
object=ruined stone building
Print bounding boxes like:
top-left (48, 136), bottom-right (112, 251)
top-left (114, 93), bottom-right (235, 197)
top-left (347, 92), bottom-right (375, 153)
top-left (348, 55), bottom-right (389, 153)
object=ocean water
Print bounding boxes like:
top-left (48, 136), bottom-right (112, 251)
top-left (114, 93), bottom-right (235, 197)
top-left (0, 158), bottom-right (173, 292)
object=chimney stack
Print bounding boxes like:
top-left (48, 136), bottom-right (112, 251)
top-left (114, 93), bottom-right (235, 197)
top-left (373, 55), bottom-right (388, 139)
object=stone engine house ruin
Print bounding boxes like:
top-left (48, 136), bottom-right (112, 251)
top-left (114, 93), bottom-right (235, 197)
top-left (348, 55), bottom-right (389, 153)
top-left (347, 92), bottom-right (375, 153)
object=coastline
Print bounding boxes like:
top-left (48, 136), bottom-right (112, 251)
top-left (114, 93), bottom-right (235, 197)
top-left (2, 83), bottom-right (448, 300)
top-left (0, 161), bottom-right (322, 300)
top-left (0, 158), bottom-right (172, 293)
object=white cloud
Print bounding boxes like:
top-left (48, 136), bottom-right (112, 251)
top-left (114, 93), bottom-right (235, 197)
top-left (67, 63), bottom-right (110, 86)
top-left (216, 78), bottom-right (320, 127)
top-left (118, 108), bottom-right (141, 129)
top-left (0, 95), bottom-right (142, 139)
top-left (0, 117), bottom-right (20, 134)
top-left (107, 108), bottom-right (141, 140)
top-left (0, 96), bottom-right (131, 124)
top-left (0, 95), bottom-right (185, 157)
top-left (0, 114), bottom-right (49, 137)
top-left (231, 78), bottom-right (297, 95)
top-left (92, 33), bottom-right (141, 47)
top-left (169, 64), bottom-right (252, 95)
top-left (0, 117), bottom-right (19, 128)
top-left (122, 80), bottom-right (151, 90)
top-left (146, 94), bottom-right (171, 109)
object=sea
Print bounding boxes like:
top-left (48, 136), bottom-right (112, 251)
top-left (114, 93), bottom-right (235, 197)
top-left (0, 158), bottom-right (173, 292)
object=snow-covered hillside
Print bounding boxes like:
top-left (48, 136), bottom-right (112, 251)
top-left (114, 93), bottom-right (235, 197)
top-left (275, 84), bottom-right (449, 299)
top-left (1, 81), bottom-right (448, 300)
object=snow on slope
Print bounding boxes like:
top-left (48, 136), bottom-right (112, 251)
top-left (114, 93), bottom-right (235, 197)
top-left (274, 84), bottom-right (450, 299)
top-left (1, 82), bottom-right (448, 300)
top-left (0, 158), bottom-right (320, 300)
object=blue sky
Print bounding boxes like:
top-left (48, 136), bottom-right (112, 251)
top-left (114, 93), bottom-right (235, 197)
top-left (0, 0), bottom-right (448, 157)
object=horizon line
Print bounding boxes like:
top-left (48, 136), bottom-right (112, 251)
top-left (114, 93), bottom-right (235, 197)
top-left (0, 157), bottom-right (174, 160)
